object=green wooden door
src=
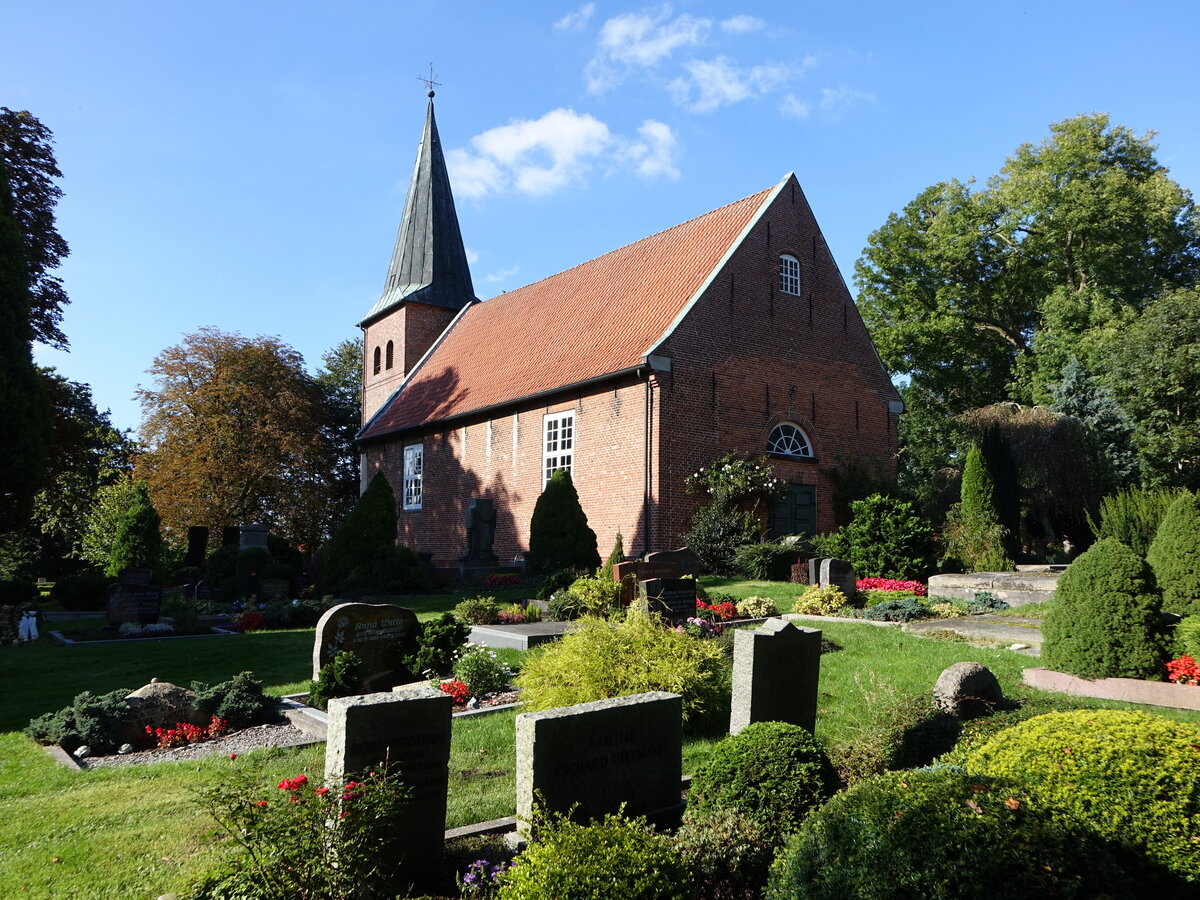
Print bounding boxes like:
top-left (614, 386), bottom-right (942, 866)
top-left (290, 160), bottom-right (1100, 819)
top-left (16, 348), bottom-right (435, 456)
top-left (770, 484), bottom-right (816, 538)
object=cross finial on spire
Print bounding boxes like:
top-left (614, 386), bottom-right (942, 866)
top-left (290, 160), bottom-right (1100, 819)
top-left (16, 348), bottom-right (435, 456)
top-left (418, 64), bottom-right (441, 98)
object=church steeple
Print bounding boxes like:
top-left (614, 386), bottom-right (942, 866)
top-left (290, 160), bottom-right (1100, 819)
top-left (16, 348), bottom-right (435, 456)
top-left (359, 95), bottom-right (477, 328)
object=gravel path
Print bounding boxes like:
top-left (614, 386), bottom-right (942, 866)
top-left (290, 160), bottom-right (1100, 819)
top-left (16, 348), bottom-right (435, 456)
top-left (79, 721), bottom-right (321, 769)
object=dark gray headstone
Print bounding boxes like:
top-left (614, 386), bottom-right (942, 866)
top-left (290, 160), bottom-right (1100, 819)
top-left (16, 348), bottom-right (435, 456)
top-left (730, 620), bottom-right (821, 734)
top-left (184, 526), bottom-right (209, 568)
top-left (118, 568), bottom-right (153, 586)
top-left (819, 558), bottom-right (857, 599)
top-left (221, 526), bottom-right (240, 547)
top-left (106, 584), bottom-right (162, 626)
top-left (933, 662), bottom-right (1004, 718)
top-left (516, 692), bottom-right (683, 827)
top-left (459, 498), bottom-right (498, 565)
top-left (613, 560), bottom-right (678, 605)
top-left (807, 557), bottom-right (821, 585)
top-left (239, 524), bottom-right (269, 550)
top-left (645, 547), bottom-right (700, 579)
top-left (312, 603), bottom-right (421, 692)
top-left (325, 688), bottom-right (452, 889)
top-left (642, 577), bottom-right (697, 620)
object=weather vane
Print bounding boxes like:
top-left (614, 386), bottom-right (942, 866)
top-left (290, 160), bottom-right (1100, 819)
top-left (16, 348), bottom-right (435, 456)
top-left (418, 64), bottom-right (442, 98)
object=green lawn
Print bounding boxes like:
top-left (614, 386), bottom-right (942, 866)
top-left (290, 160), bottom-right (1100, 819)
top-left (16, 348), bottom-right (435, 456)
top-left (4, 587), bottom-right (1199, 898)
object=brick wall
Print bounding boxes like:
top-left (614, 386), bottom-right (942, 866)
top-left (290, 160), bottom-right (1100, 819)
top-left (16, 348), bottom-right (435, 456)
top-left (360, 176), bottom-right (898, 566)
top-left (362, 302), bottom-right (460, 424)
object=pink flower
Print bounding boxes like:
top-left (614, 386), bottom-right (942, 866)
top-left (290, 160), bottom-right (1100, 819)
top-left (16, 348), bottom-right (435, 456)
top-left (314, 787), bottom-right (329, 797)
top-left (228, 753), bottom-right (237, 760)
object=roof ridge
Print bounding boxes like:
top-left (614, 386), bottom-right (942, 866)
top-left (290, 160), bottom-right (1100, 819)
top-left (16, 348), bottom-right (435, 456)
top-left (480, 183), bottom-right (775, 302)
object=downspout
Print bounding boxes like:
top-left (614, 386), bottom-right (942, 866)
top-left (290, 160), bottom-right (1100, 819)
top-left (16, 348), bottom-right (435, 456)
top-left (643, 372), bottom-right (654, 556)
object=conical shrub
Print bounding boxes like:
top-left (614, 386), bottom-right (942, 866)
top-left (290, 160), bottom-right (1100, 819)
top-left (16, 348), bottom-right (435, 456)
top-left (1147, 492), bottom-right (1200, 617)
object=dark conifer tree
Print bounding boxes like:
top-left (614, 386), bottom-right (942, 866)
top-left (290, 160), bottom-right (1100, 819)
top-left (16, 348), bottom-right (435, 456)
top-left (527, 469), bottom-right (600, 575)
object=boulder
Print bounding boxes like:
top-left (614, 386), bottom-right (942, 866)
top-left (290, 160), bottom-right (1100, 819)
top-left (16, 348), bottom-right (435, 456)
top-left (124, 681), bottom-right (200, 740)
top-left (933, 662), bottom-right (1003, 718)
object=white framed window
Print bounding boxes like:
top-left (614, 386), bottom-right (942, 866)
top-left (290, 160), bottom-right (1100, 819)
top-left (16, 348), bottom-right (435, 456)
top-left (779, 254), bottom-right (800, 295)
top-left (768, 422), bottom-right (813, 458)
top-left (543, 411), bottom-right (575, 487)
top-left (402, 443), bottom-right (423, 510)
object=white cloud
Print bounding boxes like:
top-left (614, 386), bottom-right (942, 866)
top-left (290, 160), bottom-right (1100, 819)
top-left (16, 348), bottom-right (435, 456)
top-left (464, 247), bottom-right (480, 265)
top-left (554, 3), bottom-right (595, 32)
top-left (819, 85), bottom-right (874, 118)
top-left (670, 56), bottom-right (793, 113)
top-left (720, 15), bottom-right (764, 33)
top-left (586, 7), bottom-right (711, 93)
top-left (484, 265), bottom-right (520, 284)
top-left (447, 108), bottom-right (677, 199)
top-left (780, 92), bottom-right (811, 119)
top-left (617, 120), bottom-right (680, 179)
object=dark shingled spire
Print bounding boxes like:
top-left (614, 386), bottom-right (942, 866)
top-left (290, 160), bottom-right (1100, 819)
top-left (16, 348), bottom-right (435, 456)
top-left (359, 98), bottom-right (477, 327)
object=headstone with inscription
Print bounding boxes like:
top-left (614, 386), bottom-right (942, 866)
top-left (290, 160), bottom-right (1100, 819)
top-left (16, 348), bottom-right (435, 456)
top-left (107, 569), bottom-right (161, 626)
top-left (239, 523), bottom-right (269, 550)
top-left (642, 577), bottom-right (697, 621)
top-left (184, 526), bottom-right (209, 568)
top-left (730, 619), bottom-right (822, 734)
top-left (612, 560), bottom-right (678, 605)
top-left (516, 691), bottom-right (683, 827)
top-left (645, 547), bottom-right (701, 579)
top-left (818, 558), bottom-right (858, 600)
top-left (325, 688), bottom-right (452, 889)
top-left (312, 603), bottom-right (421, 692)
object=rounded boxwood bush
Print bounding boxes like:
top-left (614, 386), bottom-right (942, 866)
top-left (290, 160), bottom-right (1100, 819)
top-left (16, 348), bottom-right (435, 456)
top-left (768, 767), bottom-right (1127, 899)
top-left (1041, 538), bottom-right (1166, 679)
top-left (967, 709), bottom-right (1200, 883)
top-left (498, 812), bottom-right (689, 900)
top-left (1147, 491), bottom-right (1200, 617)
top-left (687, 722), bottom-right (838, 844)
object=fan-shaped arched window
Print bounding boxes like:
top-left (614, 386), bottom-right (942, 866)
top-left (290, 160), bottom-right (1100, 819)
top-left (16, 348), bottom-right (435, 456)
top-left (768, 422), bottom-right (813, 458)
top-left (779, 254), bottom-right (800, 295)
top-left (372, 345), bottom-right (381, 375)
top-left (385, 340), bottom-right (395, 370)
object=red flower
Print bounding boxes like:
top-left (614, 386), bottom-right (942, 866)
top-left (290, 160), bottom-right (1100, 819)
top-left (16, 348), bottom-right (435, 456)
top-left (228, 753), bottom-right (237, 760)
top-left (314, 787), bottom-right (329, 797)
top-left (255, 800), bottom-right (268, 807)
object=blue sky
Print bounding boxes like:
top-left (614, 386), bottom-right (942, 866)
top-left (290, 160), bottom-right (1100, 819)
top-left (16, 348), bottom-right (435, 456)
top-left (8, 1), bottom-right (1199, 434)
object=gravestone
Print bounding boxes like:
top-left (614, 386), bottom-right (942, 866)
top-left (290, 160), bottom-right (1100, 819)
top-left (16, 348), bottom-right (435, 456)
top-left (645, 547), bottom-right (701, 579)
top-left (459, 498), bottom-right (498, 565)
top-left (730, 620), bottom-right (822, 734)
top-left (312, 603), bottom-right (421, 692)
top-left (642, 577), bottom-right (696, 621)
top-left (184, 526), bottom-right (209, 568)
top-left (933, 662), bottom-right (1004, 718)
top-left (106, 568), bottom-right (161, 626)
top-left (818, 558), bottom-right (857, 599)
top-left (239, 523), bottom-right (269, 550)
top-left (325, 688), bottom-right (452, 889)
top-left (259, 578), bottom-right (290, 600)
top-left (612, 560), bottom-right (678, 605)
top-left (516, 691), bottom-right (683, 827)
top-left (807, 557), bottom-right (821, 585)
top-left (221, 526), bottom-right (241, 547)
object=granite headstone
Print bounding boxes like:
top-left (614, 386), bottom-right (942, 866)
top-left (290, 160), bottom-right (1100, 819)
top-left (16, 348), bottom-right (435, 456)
top-left (730, 619), bottom-right (822, 734)
top-left (516, 691), bottom-right (683, 828)
top-left (642, 577), bottom-right (697, 620)
top-left (645, 547), bottom-right (701, 579)
top-left (312, 603), bottom-right (421, 692)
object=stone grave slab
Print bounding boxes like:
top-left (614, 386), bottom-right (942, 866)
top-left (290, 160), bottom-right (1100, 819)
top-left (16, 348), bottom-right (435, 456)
top-left (730, 619), bottom-right (822, 734)
top-left (818, 558), bottom-right (857, 600)
top-left (106, 584), bottom-right (162, 626)
top-left (312, 603), bottom-right (421, 692)
top-left (325, 688), bottom-right (452, 889)
top-left (612, 560), bottom-right (678, 605)
top-left (642, 577), bottom-right (696, 621)
top-left (239, 523), bottom-right (269, 549)
top-left (516, 691), bottom-right (683, 827)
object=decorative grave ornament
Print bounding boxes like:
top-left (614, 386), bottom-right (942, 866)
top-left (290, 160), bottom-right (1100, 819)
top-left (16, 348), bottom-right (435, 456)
top-left (312, 603), bottom-right (421, 693)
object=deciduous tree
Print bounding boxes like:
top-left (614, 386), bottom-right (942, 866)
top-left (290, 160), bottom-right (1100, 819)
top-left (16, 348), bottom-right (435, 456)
top-left (134, 328), bottom-right (344, 553)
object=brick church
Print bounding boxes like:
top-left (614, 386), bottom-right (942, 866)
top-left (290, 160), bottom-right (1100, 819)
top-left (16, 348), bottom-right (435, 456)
top-left (357, 96), bottom-right (902, 568)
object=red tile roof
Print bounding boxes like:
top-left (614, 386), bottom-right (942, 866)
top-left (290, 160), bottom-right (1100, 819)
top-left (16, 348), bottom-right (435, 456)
top-left (360, 182), bottom-right (777, 439)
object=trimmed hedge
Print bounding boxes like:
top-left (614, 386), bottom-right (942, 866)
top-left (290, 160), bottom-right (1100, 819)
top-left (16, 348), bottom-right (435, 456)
top-left (967, 709), bottom-right (1200, 884)
top-left (768, 767), bottom-right (1129, 899)
top-left (686, 722), bottom-right (837, 845)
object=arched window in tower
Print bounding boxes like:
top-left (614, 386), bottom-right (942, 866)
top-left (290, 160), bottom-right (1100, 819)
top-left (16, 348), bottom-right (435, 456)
top-left (767, 422), bottom-right (813, 458)
top-left (372, 346), bottom-right (381, 375)
top-left (779, 254), bottom-right (800, 295)
top-left (385, 340), bottom-right (395, 370)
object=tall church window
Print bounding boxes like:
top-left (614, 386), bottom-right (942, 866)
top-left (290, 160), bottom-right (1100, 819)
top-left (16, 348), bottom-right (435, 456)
top-left (768, 422), bottom-right (813, 458)
top-left (372, 346), bottom-right (381, 375)
top-left (543, 411), bottom-right (575, 487)
top-left (385, 340), bottom-right (395, 370)
top-left (403, 444), bottom-right (423, 510)
top-left (779, 254), bottom-right (800, 295)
